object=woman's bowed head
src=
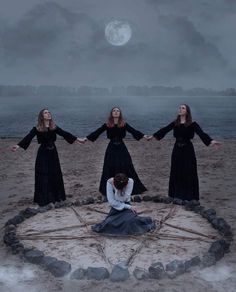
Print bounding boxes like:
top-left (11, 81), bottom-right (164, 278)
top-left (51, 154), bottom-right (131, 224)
top-left (11, 108), bottom-right (83, 151)
top-left (113, 173), bottom-right (129, 190)
top-left (77, 107), bottom-right (149, 143)
top-left (148, 104), bottom-right (221, 147)
top-left (111, 173), bottom-right (137, 214)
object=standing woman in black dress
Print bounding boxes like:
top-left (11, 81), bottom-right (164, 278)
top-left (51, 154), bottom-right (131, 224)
top-left (149, 104), bottom-right (220, 201)
top-left (79, 107), bottom-right (148, 197)
top-left (11, 108), bottom-right (79, 206)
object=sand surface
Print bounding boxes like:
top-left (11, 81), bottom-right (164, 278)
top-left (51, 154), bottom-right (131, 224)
top-left (0, 138), bottom-right (236, 292)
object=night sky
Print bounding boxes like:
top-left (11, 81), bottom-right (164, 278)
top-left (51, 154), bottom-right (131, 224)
top-left (0, 0), bottom-right (236, 89)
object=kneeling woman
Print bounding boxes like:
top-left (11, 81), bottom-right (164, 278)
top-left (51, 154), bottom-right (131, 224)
top-left (92, 173), bottom-right (155, 235)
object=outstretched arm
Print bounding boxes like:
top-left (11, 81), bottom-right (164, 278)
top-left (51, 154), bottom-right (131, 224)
top-left (86, 123), bottom-right (107, 142)
top-left (152, 121), bottom-right (175, 140)
top-left (126, 123), bottom-right (144, 140)
top-left (55, 126), bottom-right (77, 144)
top-left (12, 127), bottom-right (37, 151)
top-left (193, 122), bottom-right (213, 146)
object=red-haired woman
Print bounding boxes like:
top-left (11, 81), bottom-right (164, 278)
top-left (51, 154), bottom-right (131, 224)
top-left (79, 107), bottom-right (148, 197)
top-left (11, 109), bottom-right (80, 206)
top-left (149, 104), bottom-right (220, 201)
top-left (92, 173), bottom-right (155, 235)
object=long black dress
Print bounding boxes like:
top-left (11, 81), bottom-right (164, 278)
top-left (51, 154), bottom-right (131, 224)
top-left (153, 121), bottom-right (212, 201)
top-left (18, 126), bottom-right (77, 206)
top-left (87, 123), bottom-right (147, 196)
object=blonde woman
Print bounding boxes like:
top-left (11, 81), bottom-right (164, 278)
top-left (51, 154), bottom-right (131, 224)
top-left (11, 108), bottom-right (80, 206)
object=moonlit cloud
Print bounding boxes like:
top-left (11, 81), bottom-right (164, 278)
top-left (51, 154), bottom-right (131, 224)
top-left (0, 0), bottom-right (235, 89)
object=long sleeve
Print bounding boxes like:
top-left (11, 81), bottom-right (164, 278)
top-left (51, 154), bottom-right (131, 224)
top-left (86, 123), bottom-right (107, 142)
top-left (193, 122), bottom-right (212, 146)
top-left (18, 127), bottom-right (37, 150)
top-left (55, 126), bottom-right (77, 144)
top-left (126, 123), bottom-right (144, 140)
top-left (106, 182), bottom-right (132, 211)
top-left (153, 121), bottom-right (175, 140)
top-left (123, 178), bottom-right (134, 198)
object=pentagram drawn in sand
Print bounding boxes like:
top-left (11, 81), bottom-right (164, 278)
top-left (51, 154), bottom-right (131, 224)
top-left (17, 202), bottom-right (220, 271)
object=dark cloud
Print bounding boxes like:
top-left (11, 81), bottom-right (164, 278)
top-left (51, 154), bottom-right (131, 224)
top-left (0, 2), bottom-right (98, 62)
top-left (157, 15), bottom-right (226, 71)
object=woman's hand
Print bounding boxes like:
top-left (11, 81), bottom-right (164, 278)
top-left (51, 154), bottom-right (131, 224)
top-left (11, 145), bottom-right (19, 152)
top-left (131, 207), bottom-right (137, 214)
top-left (77, 137), bottom-right (87, 144)
top-left (210, 140), bottom-right (221, 148)
top-left (147, 135), bottom-right (154, 141)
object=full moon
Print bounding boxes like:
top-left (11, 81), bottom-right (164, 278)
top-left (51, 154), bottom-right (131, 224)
top-left (105, 20), bottom-right (132, 46)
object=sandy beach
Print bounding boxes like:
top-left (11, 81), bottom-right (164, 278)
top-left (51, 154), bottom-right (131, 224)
top-left (0, 137), bottom-right (236, 292)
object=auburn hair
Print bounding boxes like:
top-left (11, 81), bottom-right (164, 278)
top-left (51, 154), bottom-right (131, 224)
top-left (106, 107), bottom-right (126, 128)
top-left (113, 173), bottom-right (129, 191)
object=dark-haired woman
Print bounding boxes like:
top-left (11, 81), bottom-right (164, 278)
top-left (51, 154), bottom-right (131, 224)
top-left (11, 109), bottom-right (80, 206)
top-left (79, 107), bottom-right (148, 196)
top-left (149, 104), bottom-right (220, 201)
top-left (92, 173), bottom-right (155, 235)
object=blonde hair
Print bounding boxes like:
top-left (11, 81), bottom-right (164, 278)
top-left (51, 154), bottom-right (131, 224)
top-left (36, 108), bottom-right (56, 132)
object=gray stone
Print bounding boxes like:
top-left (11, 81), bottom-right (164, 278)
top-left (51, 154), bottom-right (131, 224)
top-left (5, 225), bottom-right (16, 233)
top-left (133, 195), bottom-right (142, 203)
top-left (20, 208), bottom-right (38, 218)
top-left (87, 267), bottom-right (109, 280)
top-left (162, 197), bottom-right (173, 204)
top-left (208, 240), bottom-right (229, 261)
top-left (185, 256), bottom-right (201, 271)
top-left (185, 205), bottom-right (204, 213)
top-left (218, 239), bottom-right (231, 252)
top-left (202, 209), bottom-right (217, 221)
top-left (24, 249), bottom-right (44, 264)
top-left (152, 195), bottom-right (163, 203)
top-left (148, 262), bottom-right (166, 279)
top-left (37, 206), bottom-right (49, 213)
top-left (133, 267), bottom-right (149, 280)
top-left (173, 198), bottom-right (183, 205)
top-left (5, 215), bottom-right (24, 226)
top-left (54, 201), bottom-right (64, 208)
top-left (201, 252), bottom-right (217, 267)
top-left (73, 200), bottom-right (82, 206)
top-left (22, 247), bottom-right (34, 254)
top-left (85, 197), bottom-right (95, 205)
top-left (142, 195), bottom-right (153, 202)
top-left (64, 201), bottom-right (73, 207)
top-left (40, 256), bottom-right (58, 268)
top-left (166, 260), bottom-right (185, 278)
top-left (70, 268), bottom-right (87, 280)
top-left (11, 242), bottom-right (24, 251)
top-left (3, 233), bottom-right (19, 246)
top-left (184, 200), bottom-right (200, 206)
top-left (11, 242), bottom-right (24, 254)
top-left (211, 218), bottom-right (232, 236)
top-left (47, 260), bottom-right (71, 277)
top-left (206, 214), bottom-right (217, 223)
top-left (110, 264), bottom-right (130, 282)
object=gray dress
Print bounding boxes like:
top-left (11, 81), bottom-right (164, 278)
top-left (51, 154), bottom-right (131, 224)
top-left (92, 179), bottom-right (155, 235)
